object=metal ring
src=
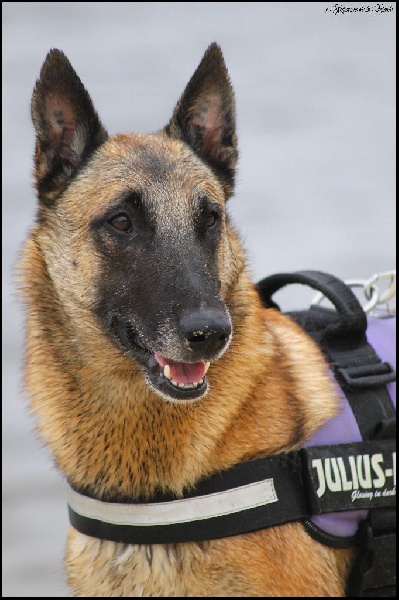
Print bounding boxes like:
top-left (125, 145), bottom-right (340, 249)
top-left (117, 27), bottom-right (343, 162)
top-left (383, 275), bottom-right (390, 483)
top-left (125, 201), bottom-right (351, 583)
top-left (364, 271), bottom-right (396, 305)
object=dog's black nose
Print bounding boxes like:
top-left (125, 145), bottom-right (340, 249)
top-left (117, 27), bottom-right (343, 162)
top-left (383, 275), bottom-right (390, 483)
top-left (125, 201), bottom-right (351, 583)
top-left (180, 309), bottom-right (232, 360)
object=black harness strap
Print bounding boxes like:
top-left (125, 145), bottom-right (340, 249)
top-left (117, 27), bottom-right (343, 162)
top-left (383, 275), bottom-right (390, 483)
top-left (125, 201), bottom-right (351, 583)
top-left (68, 437), bottom-right (395, 547)
top-left (69, 453), bottom-right (310, 545)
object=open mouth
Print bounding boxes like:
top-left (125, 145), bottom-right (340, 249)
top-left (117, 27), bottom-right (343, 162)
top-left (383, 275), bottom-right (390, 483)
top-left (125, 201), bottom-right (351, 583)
top-left (151, 352), bottom-right (210, 400)
top-left (112, 320), bottom-right (211, 401)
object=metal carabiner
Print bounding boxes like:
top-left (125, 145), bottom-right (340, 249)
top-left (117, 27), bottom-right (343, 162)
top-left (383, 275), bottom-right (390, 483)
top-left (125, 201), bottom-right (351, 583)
top-left (364, 271), bottom-right (396, 305)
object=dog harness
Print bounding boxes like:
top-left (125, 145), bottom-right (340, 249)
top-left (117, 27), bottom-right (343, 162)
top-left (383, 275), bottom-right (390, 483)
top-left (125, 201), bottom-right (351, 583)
top-left (67, 271), bottom-right (396, 597)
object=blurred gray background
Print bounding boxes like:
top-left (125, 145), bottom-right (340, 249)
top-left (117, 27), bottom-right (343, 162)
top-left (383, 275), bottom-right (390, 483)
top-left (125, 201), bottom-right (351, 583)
top-left (2, 2), bottom-right (395, 597)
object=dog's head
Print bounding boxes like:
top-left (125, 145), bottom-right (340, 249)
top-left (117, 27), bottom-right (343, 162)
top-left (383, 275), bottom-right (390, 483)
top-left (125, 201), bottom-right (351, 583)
top-left (30, 44), bottom-right (244, 402)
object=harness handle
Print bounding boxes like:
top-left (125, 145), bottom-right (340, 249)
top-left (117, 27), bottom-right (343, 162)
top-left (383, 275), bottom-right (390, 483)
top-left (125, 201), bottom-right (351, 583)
top-left (256, 270), bottom-right (367, 340)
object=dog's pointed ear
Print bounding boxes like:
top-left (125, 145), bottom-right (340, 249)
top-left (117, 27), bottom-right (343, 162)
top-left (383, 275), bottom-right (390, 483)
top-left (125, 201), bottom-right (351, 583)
top-left (31, 49), bottom-right (108, 205)
top-left (165, 43), bottom-right (238, 198)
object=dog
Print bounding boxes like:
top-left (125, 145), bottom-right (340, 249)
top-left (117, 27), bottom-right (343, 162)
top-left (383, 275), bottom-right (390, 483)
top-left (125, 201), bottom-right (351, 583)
top-left (18, 43), bottom-right (355, 596)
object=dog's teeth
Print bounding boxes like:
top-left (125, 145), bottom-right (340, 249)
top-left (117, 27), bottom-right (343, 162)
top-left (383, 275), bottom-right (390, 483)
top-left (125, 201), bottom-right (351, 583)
top-left (166, 377), bottom-right (205, 390)
top-left (204, 362), bottom-right (210, 374)
top-left (163, 364), bottom-right (171, 380)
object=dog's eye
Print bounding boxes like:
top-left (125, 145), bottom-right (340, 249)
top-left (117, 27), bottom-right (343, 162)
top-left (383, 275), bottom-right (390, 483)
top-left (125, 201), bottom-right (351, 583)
top-left (206, 211), bottom-right (219, 228)
top-left (109, 213), bottom-right (132, 232)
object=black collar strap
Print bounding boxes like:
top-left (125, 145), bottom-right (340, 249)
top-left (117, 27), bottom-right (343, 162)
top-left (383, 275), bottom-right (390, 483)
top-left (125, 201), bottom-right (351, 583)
top-left (67, 439), bottom-right (395, 547)
top-left (68, 453), bottom-right (308, 545)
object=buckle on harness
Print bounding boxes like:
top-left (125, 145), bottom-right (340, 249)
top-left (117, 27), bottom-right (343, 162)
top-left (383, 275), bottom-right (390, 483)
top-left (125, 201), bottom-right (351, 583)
top-left (346, 517), bottom-right (396, 597)
top-left (338, 362), bottom-right (396, 388)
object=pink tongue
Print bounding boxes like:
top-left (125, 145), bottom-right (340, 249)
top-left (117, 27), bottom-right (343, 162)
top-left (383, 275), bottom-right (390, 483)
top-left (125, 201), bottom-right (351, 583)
top-left (154, 353), bottom-right (206, 384)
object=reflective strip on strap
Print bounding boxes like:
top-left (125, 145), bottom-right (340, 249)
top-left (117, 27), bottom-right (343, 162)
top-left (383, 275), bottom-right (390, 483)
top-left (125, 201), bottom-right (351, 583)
top-left (67, 478), bottom-right (278, 527)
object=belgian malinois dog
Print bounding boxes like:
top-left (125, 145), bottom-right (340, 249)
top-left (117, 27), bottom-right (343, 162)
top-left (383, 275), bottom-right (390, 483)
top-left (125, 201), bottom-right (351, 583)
top-left (19, 43), bottom-right (354, 596)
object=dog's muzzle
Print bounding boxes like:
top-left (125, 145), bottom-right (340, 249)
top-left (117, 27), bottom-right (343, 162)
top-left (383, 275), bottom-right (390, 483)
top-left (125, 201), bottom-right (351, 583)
top-left (108, 311), bottom-right (232, 402)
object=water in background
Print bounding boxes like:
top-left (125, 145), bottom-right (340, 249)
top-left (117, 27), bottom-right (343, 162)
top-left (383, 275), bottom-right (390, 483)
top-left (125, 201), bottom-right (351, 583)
top-left (2, 2), bottom-right (395, 596)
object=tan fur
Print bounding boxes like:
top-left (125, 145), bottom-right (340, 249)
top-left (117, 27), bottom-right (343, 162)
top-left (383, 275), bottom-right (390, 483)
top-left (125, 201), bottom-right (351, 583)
top-left (19, 45), bottom-right (355, 596)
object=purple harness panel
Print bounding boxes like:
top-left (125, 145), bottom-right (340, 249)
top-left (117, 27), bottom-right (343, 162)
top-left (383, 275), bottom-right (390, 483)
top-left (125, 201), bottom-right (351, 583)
top-left (304, 315), bottom-right (396, 538)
